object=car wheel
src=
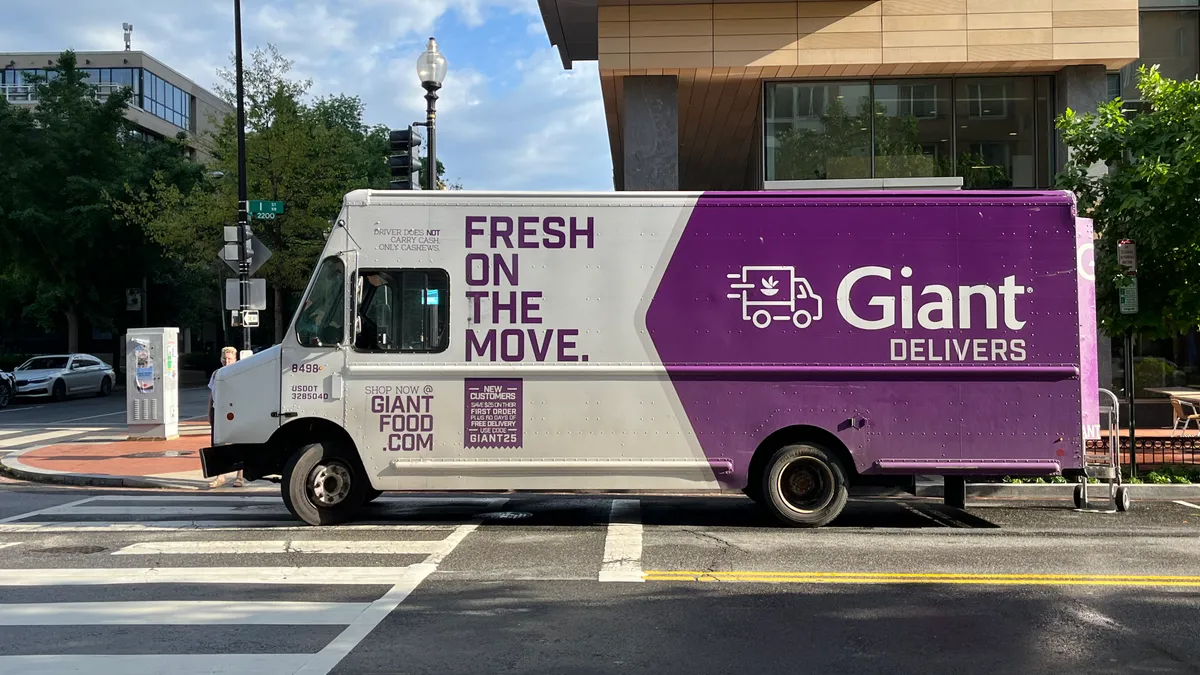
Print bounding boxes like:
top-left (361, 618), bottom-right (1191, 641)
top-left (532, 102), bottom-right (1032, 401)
top-left (98, 376), bottom-right (112, 397)
top-left (0, 381), bottom-right (11, 409)
top-left (52, 380), bottom-right (67, 403)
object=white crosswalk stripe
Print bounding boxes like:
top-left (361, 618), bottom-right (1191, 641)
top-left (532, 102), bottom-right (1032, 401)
top-left (0, 427), bottom-right (104, 449)
top-left (0, 495), bottom-right (495, 675)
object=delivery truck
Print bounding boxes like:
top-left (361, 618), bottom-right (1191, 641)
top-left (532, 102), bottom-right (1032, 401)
top-left (202, 189), bottom-right (1102, 527)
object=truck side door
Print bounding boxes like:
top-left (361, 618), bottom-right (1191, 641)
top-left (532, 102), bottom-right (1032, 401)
top-left (282, 254), bottom-right (351, 425)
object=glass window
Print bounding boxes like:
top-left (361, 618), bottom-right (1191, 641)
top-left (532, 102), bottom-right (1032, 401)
top-left (18, 357), bottom-right (69, 371)
top-left (1123, 10), bottom-right (1199, 100)
top-left (296, 257), bottom-right (347, 348)
top-left (955, 77), bottom-right (1037, 189)
top-left (355, 269), bottom-right (450, 353)
top-left (872, 79), bottom-right (953, 178)
top-left (765, 81), bottom-right (871, 181)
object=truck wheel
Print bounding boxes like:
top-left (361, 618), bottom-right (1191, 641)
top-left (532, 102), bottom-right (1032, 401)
top-left (761, 443), bottom-right (849, 527)
top-left (364, 488), bottom-right (383, 504)
top-left (282, 442), bottom-right (366, 526)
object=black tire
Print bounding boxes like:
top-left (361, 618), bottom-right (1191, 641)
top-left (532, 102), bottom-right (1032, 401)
top-left (281, 442), bottom-right (367, 526)
top-left (364, 488), bottom-right (383, 504)
top-left (52, 380), bottom-right (67, 402)
top-left (760, 442), bottom-right (849, 528)
top-left (1073, 484), bottom-right (1086, 510)
top-left (0, 382), bottom-right (11, 409)
top-left (1115, 485), bottom-right (1131, 512)
top-left (98, 376), bottom-right (112, 397)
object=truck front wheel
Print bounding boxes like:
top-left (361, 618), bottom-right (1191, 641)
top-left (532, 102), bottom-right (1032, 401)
top-left (282, 442), bottom-right (367, 526)
top-left (761, 442), bottom-right (849, 527)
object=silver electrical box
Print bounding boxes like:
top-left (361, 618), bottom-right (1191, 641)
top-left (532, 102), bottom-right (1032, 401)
top-left (126, 327), bottom-right (180, 440)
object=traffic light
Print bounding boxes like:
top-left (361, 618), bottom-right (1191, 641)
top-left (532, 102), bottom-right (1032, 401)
top-left (388, 125), bottom-right (421, 190)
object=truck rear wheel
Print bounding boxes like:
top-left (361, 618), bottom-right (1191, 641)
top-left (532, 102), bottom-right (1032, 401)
top-left (282, 442), bottom-right (366, 526)
top-left (761, 442), bottom-right (848, 527)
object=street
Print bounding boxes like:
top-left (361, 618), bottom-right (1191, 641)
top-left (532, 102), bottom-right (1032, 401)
top-left (0, 387), bottom-right (210, 455)
top-left (0, 485), bottom-right (1196, 674)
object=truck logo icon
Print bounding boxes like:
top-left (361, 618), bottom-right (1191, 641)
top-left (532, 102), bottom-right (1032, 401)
top-left (727, 266), bottom-right (824, 329)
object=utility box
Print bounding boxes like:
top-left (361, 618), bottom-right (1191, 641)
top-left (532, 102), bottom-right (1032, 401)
top-left (126, 327), bottom-right (180, 440)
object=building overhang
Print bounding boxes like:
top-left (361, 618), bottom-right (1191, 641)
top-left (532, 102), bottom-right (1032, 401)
top-left (537, 0), bottom-right (598, 69)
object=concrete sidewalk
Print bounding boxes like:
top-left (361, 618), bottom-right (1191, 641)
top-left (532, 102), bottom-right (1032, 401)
top-left (0, 422), bottom-right (272, 490)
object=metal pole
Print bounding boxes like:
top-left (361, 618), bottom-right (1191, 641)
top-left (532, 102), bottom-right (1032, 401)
top-left (1124, 332), bottom-right (1137, 477)
top-left (424, 84), bottom-right (440, 191)
top-left (234, 0), bottom-right (250, 351)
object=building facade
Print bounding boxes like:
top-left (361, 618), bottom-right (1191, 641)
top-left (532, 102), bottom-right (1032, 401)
top-left (0, 50), bottom-right (231, 161)
top-left (538, 0), bottom-right (1197, 194)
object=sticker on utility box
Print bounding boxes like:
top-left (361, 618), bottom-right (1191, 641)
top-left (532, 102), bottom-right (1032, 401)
top-left (464, 379), bottom-right (522, 448)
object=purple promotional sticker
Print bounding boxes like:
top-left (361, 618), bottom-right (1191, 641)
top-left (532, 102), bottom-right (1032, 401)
top-left (464, 379), bottom-right (522, 448)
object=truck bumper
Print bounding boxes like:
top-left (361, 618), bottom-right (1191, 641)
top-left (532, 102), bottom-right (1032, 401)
top-left (199, 444), bottom-right (257, 478)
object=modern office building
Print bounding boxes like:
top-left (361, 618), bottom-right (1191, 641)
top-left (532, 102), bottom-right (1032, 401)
top-left (537, 0), bottom-right (1197, 193)
top-left (0, 50), bottom-right (231, 161)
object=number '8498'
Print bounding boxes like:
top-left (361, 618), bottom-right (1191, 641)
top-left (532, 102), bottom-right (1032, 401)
top-left (291, 363), bottom-right (321, 373)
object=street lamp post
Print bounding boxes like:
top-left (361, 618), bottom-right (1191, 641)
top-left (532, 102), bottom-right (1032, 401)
top-left (233, 0), bottom-right (250, 351)
top-left (416, 38), bottom-right (447, 191)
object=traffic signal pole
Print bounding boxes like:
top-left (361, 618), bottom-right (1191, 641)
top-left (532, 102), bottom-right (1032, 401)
top-left (234, 0), bottom-right (251, 352)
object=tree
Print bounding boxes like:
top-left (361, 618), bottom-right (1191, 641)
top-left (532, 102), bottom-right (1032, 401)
top-left (0, 51), bottom-right (200, 352)
top-left (124, 45), bottom-right (396, 341)
top-left (1056, 66), bottom-right (1200, 339)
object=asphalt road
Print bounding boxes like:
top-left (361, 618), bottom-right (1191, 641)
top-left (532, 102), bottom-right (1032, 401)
top-left (0, 386), bottom-right (210, 454)
top-left (0, 485), bottom-right (1197, 674)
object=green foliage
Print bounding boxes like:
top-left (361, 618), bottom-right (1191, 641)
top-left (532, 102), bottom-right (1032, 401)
top-left (0, 50), bottom-right (203, 351)
top-left (119, 44), bottom-right (401, 338)
top-left (1056, 66), bottom-right (1200, 339)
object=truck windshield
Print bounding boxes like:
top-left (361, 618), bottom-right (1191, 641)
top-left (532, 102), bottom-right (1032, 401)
top-left (296, 257), bottom-right (346, 348)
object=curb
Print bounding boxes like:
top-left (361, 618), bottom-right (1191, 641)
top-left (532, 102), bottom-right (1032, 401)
top-left (0, 445), bottom-right (211, 491)
top-left (913, 482), bottom-right (1200, 499)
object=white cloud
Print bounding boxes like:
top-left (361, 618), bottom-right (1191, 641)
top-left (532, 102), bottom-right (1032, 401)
top-left (2, 0), bottom-right (613, 190)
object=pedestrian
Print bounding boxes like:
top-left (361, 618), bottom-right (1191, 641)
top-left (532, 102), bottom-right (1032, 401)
top-left (208, 346), bottom-right (244, 488)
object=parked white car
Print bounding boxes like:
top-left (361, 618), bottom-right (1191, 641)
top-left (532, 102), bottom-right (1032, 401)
top-left (13, 354), bottom-right (116, 401)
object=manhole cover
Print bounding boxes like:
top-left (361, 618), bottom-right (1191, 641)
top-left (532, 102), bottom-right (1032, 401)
top-left (29, 545), bottom-right (107, 555)
top-left (482, 511), bottom-right (532, 520)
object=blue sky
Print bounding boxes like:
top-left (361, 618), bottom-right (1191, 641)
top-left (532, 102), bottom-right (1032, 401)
top-left (2, 0), bottom-right (614, 190)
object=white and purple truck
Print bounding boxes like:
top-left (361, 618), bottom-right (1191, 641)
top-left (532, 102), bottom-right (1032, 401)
top-left (202, 189), bottom-right (1102, 527)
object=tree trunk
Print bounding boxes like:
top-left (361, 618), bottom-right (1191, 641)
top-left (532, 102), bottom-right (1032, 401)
top-left (274, 285), bottom-right (284, 344)
top-left (65, 306), bottom-right (80, 353)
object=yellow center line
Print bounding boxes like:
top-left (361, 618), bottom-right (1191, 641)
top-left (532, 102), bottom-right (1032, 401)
top-left (642, 571), bottom-right (1200, 587)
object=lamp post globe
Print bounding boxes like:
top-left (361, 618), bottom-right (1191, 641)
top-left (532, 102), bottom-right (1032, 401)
top-left (417, 38), bottom-right (446, 191)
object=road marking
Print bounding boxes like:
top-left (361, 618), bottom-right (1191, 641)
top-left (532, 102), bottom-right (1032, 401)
top-left (0, 566), bottom-right (422, 586)
top-left (643, 570), bottom-right (1200, 587)
top-left (1174, 500), bottom-right (1200, 511)
top-left (113, 540), bottom-right (448, 555)
top-left (0, 543), bottom-right (19, 550)
top-left (44, 505), bottom-right (295, 517)
top-left (0, 654), bottom-right (313, 674)
top-left (0, 496), bottom-right (102, 524)
top-left (0, 600), bottom-right (372, 625)
top-left (295, 522), bottom-right (480, 675)
top-left (599, 499), bottom-right (644, 583)
top-left (0, 429), bottom-right (26, 438)
top-left (0, 405), bottom-right (44, 415)
top-left (0, 522), bottom-right (457, 532)
top-left (0, 428), bottom-right (103, 449)
top-left (48, 410), bottom-right (126, 424)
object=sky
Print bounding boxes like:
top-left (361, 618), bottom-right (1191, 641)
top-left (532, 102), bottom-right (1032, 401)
top-left (1, 0), bottom-right (614, 191)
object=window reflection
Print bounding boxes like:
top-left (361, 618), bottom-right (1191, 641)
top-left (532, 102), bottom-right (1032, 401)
top-left (872, 80), bottom-right (952, 178)
top-left (765, 76), bottom-right (1051, 188)
top-left (1123, 10), bottom-right (1199, 100)
top-left (765, 81), bottom-right (871, 180)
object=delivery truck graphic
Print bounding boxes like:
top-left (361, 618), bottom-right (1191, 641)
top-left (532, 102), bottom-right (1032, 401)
top-left (727, 265), bottom-right (823, 329)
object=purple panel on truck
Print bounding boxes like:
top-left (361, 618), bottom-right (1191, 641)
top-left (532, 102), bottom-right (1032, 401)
top-left (645, 191), bottom-right (1086, 489)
